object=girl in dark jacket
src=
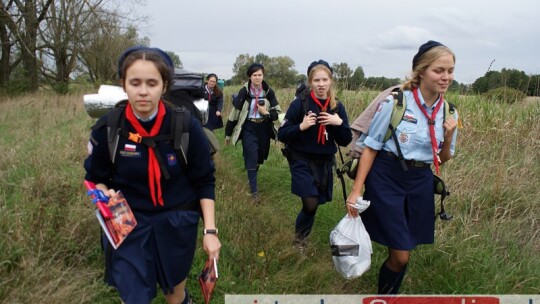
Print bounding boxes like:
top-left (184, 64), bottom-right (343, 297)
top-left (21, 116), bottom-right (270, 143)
top-left (84, 46), bottom-right (220, 304)
top-left (204, 73), bottom-right (224, 130)
top-left (278, 60), bottom-right (352, 248)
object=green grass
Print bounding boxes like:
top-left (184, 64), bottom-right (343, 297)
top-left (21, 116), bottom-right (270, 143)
top-left (0, 89), bottom-right (538, 303)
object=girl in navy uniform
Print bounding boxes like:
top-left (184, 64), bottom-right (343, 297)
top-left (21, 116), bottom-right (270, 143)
top-left (84, 46), bottom-right (220, 304)
top-left (278, 60), bottom-right (352, 248)
top-left (346, 41), bottom-right (459, 294)
top-left (204, 73), bottom-right (224, 131)
top-left (224, 63), bottom-right (281, 203)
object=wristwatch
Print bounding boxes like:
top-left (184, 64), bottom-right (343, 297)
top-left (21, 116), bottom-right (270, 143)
top-left (203, 228), bottom-right (218, 235)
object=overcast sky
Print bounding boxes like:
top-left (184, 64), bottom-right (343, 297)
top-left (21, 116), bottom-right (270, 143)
top-left (134, 0), bottom-right (540, 84)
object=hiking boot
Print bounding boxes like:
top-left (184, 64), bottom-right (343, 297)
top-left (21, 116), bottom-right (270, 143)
top-left (251, 192), bottom-right (260, 204)
top-left (292, 237), bottom-right (307, 253)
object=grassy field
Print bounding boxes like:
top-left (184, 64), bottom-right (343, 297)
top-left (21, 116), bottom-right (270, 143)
top-left (0, 87), bottom-right (539, 303)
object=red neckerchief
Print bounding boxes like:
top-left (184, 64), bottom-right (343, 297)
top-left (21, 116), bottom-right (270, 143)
top-left (310, 90), bottom-right (331, 145)
top-left (125, 101), bottom-right (166, 206)
top-left (412, 87), bottom-right (443, 175)
top-left (250, 83), bottom-right (263, 116)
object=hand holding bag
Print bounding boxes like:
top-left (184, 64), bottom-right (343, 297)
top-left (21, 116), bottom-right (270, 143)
top-left (330, 198), bottom-right (372, 279)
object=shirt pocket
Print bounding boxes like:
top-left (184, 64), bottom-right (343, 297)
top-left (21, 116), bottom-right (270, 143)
top-left (395, 121), bottom-right (417, 146)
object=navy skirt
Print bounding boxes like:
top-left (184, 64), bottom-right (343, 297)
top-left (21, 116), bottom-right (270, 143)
top-left (205, 105), bottom-right (223, 130)
top-left (242, 120), bottom-right (271, 168)
top-left (361, 152), bottom-right (434, 250)
top-left (103, 209), bottom-right (200, 303)
top-left (289, 157), bottom-right (334, 204)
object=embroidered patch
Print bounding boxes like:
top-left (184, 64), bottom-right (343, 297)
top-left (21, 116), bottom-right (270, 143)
top-left (167, 153), bottom-right (177, 166)
top-left (124, 144), bottom-right (136, 152)
top-left (402, 114), bottom-right (418, 124)
top-left (399, 133), bottom-right (410, 143)
top-left (119, 150), bottom-right (141, 158)
top-left (280, 118), bottom-right (288, 127)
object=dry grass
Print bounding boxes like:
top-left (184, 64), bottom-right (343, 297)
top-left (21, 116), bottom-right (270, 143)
top-left (0, 89), bottom-right (538, 303)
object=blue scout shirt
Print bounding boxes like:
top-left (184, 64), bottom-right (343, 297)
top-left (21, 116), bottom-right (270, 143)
top-left (363, 89), bottom-right (458, 163)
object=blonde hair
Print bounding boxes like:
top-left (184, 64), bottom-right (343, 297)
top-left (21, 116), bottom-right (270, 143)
top-left (308, 64), bottom-right (337, 110)
top-left (402, 46), bottom-right (456, 91)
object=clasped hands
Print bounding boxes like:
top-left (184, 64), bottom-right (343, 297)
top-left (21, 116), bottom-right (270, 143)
top-left (300, 111), bottom-right (342, 131)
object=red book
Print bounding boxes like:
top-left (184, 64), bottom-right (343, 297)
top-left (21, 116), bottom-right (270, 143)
top-left (95, 191), bottom-right (137, 249)
top-left (199, 257), bottom-right (218, 304)
top-left (84, 181), bottom-right (137, 249)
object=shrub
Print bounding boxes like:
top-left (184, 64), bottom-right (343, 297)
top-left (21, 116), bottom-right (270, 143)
top-left (484, 87), bottom-right (526, 104)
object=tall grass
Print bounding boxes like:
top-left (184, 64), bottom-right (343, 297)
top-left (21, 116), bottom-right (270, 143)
top-left (0, 89), bottom-right (538, 304)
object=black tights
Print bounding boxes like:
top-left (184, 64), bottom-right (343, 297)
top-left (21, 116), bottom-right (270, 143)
top-left (295, 197), bottom-right (319, 240)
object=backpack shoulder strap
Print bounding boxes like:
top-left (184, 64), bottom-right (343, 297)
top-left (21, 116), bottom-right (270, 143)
top-left (385, 88), bottom-right (409, 171)
top-left (298, 86), bottom-right (310, 115)
top-left (103, 106), bottom-right (126, 164)
top-left (384, 88), bottom-right (405, 142)
top-left (443, 100), bottom-right (456, 122)
top-left (170, 106), bottom-right (191, 168)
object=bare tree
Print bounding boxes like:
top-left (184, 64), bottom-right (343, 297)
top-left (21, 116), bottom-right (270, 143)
top-left (0, 0), bottom-right (54, 91)
top-left (40, 0), bottom-right (148, 91)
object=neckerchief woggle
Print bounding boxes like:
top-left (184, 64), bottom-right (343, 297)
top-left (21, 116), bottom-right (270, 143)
top-left (412, 87), bottom-right (443, 175)
top-left (310, 90), bottom-right (330, 145)
top-left (125, 101), bottom-right (166, 206)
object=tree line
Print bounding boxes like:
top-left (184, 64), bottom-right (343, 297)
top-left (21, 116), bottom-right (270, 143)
top-left (1, 1), bottom-right (539, 97)
top-left (0, 0), bottom-right (152, 94)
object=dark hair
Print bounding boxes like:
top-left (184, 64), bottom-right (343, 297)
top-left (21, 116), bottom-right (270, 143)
top-left (118, 46), bottom-right (174, 91)
top-left (206, 73), bottom-right (222, 98)
top-left (247, 63), bottom-right (264, 77)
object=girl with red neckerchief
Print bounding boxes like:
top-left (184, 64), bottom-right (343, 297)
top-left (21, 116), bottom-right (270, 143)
top-left (278, 60), bottom-right (352, 250)
top-left (84, 46), bottom-right (220, 304)
top-left (346, 41), bottom-right (459, 294)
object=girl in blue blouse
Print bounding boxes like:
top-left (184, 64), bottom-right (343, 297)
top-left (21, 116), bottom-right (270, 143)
top-left (347, 41), bottom-right (459, 294)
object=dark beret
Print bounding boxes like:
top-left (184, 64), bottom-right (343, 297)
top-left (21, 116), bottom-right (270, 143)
top-left (117, 45), bottom-right (174, 79)
top-left (307, 59), bottom-right (333, 76)
top-left (247, 63), bottom-right (264, 77)
top-left (412, 40), bottom-right (445, 70)
top-left (207, 73), bottom-right (218, 80)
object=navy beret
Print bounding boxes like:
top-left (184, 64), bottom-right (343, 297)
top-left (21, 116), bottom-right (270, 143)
top-left (247, 63), bottom-right (264, 77)
top-left (307, 59), bottom-right (333, 76)
top-left (206, 73), bottom-right (218, 80)
top-left (412, 40), bottom-right (445, 70)
top-left (117, 45), bottom-right (174, 79)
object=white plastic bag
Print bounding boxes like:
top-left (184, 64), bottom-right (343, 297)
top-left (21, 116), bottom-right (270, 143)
top-left (329, 197), bottom-right (372, 279)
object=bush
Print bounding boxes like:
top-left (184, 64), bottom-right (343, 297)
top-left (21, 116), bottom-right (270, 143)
top-left (484, 87), bottom-right (526, 104)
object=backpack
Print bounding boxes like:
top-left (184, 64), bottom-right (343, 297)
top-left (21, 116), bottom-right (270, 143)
top-left (343, 85), bottom-right (456, 179)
